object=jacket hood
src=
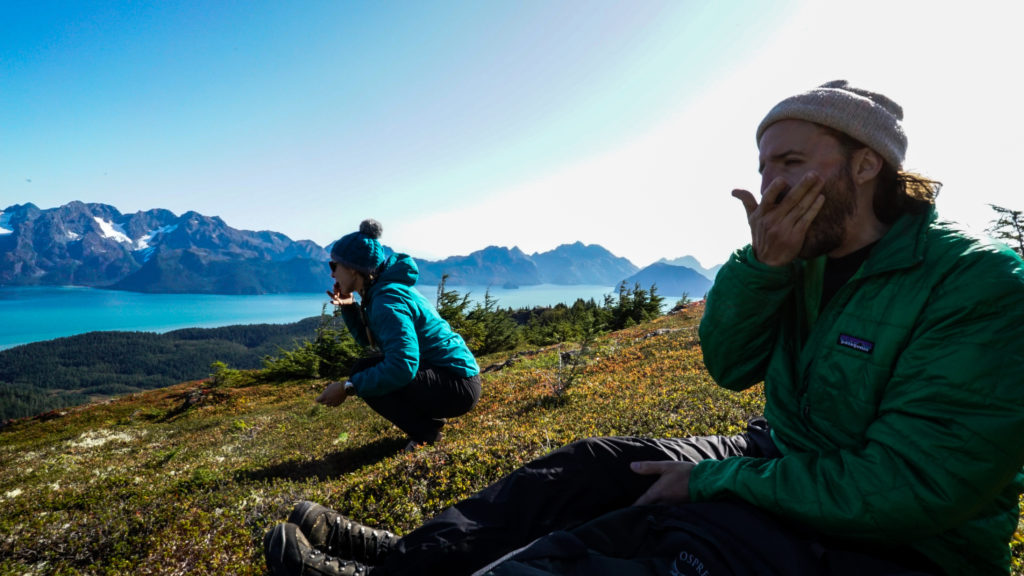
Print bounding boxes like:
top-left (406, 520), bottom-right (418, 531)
top-left (372, 253), bottom-right (419, 289)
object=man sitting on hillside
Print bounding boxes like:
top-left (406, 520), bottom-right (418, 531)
top-left (264, 80), bottom-right (1024, 576)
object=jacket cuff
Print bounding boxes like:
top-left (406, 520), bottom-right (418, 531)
top-left (714, 245), bottom-right (795, 294)
top-left (688, 459), bottom-right (724, 502)
top-left (735, 244), bottom-right (794, 274)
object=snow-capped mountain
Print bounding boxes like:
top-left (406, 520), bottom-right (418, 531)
top-left (1, 201), bottom-right (720, 296)
top-left (0, 202), bottom-right (328, 294)
top-left (0, 211), bottom-right (15, 235)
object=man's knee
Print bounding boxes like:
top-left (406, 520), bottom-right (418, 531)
top-left (532, 436), bottom-right (660, 475)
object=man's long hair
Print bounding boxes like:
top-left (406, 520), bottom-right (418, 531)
top-left (824, 126), bottom-right (942, 224)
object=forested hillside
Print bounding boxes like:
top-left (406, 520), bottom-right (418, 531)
top-left (0, 318), bottom-right (321, 421)
top-left (0, 281), bottom-right (672, 423)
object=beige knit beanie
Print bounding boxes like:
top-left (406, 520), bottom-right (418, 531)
top-left (756, 80), bottom-right (907, 169)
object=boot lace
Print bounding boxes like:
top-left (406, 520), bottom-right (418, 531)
top-left (325, 517), bottom-right (396, 564)
top-left (306, 546), bottom-right (367, 576)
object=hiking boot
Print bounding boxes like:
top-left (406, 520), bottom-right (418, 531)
top-left (264, 522), bottom-right (370, 576)
top-left (289, 501), bottom-right (399, 565)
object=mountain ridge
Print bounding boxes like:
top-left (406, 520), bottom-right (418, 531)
top-left (1, 202), bottom-right (720, 294)
top-left (623, 262), bottom-right (713, 301)
top-left (657, 255), bottom-right (722, 281)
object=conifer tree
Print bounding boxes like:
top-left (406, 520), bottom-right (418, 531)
top-left (467, 289), bottom-right (519, 355)
top-left (987, 204), bottom-right (1024, 257)
top-left (607, 282), bottom-right (663, 330)
top-left (435, 275), bottom-right (478, 340)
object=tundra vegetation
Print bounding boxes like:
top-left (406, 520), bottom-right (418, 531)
top-left (1, 291), bottom-right (1021, 574)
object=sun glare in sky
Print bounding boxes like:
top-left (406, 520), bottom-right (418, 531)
top-left (2, 1), bottom-right (1020, 268)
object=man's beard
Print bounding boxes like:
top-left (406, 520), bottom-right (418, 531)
top-left (798, 163), bottom-right (858, 259)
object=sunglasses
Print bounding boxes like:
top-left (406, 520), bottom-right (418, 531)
top-left (329, 261), bottom-right (338, 272)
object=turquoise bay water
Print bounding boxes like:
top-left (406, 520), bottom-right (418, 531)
top-left (0, 284), bottom-right (615, 350)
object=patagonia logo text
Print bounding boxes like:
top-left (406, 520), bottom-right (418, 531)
top-left (838, 334), bottom-right (874, 353)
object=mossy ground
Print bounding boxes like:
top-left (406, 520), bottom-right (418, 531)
top-left (1, 307), bottom-right (1021, 575)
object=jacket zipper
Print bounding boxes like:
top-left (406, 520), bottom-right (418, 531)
top-left (797, 273), bottom-right (865, 421)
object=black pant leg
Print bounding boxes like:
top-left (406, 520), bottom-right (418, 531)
top-left (361, 368), bottom-right (481, 443)
top-left (403, 369), bottom-right (481, 419)
top-left (380, 425), bottom-right (767, 576)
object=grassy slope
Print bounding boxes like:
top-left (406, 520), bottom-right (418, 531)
top-left (0, 307), bottom-right (1020, 575)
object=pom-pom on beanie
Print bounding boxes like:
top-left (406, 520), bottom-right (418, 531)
top-left (756, 80), bottom-right (907, 169)
top-left (330, 219), bottom-right (386, 275)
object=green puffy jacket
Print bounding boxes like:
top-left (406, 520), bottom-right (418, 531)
top-left (340, 253), bottom-right (479, 397)
top-left (691, 208), bottom-right (1024, 575)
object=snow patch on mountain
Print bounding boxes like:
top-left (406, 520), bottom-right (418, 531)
top-left (134, 224), bottom-right (178, 262)
top-left (136, 225), bottom-right (177, 251)
top-left (0, 212), bottom-right (12, 235)
top-left (94, 217), bottom-right (133, 244)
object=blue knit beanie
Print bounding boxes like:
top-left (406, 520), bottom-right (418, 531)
top-left (330, 219), bottom-right (386, 275)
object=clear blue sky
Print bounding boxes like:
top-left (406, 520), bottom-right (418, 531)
top-left (3, 1), bottom-right (1021, 268)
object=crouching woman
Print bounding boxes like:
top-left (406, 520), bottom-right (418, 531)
top-left (316, 219), bottom-right (481, 450)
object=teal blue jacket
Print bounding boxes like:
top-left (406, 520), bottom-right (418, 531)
top-left (340, 254), bottom-right (479, 397)
top-left (693, 209), bottom-right (1024, 575)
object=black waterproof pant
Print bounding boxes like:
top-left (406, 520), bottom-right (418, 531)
top-left (352, 356), bottom-right (481, 444)
top-left (378, 420), bottom-right (778, 575)
top-left (377, 420), bottom-right (939, 576)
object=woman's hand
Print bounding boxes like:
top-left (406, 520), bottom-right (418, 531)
top-left (630, 460), bottom-right (696, 506)
top-left (326, 282), bottom-right (356, 306)
top-left (316, 381), bottom-right (349, 406)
